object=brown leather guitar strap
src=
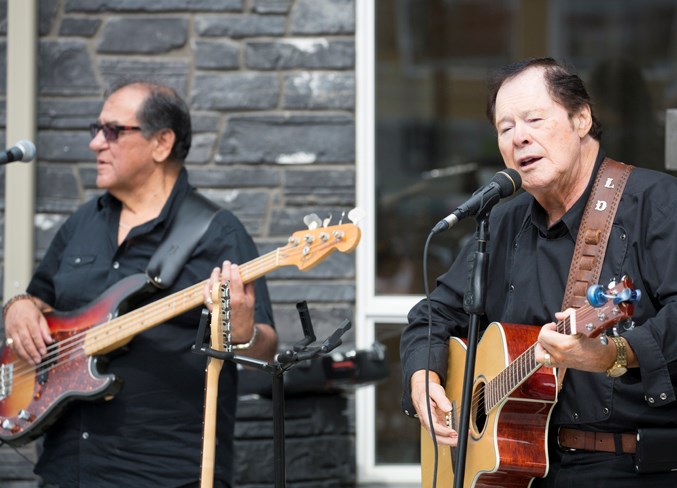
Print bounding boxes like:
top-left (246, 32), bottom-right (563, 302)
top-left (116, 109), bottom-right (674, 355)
top-left (556, 158), bottom-right (634, 390)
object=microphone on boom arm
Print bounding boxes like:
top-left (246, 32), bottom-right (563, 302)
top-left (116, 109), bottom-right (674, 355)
top-left (431, 168), bottom-right (522, 234)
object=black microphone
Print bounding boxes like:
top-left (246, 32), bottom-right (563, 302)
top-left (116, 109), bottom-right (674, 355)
top-left (0, 140), bottom-right (37, 165)
top-left (432, 168), bottom-right (521, 234)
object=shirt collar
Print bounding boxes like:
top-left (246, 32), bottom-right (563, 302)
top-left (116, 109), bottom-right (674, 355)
top-left (97, 167), bottom-right (191, 228)
top-left (529, 148), bottom-right (606, 240)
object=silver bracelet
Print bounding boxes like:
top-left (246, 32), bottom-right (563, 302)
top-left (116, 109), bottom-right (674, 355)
top-left (232, 325), bottom-right (258, 350)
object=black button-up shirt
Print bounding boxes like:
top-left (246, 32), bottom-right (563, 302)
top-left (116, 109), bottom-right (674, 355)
top-left (27, 169), bottom-right (274, 487)
top-left (401, 149), bottom-right (677, 432)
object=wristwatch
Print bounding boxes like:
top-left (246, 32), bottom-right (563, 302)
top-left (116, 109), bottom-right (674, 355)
top-left (606, 336), bottom-right (628, 377)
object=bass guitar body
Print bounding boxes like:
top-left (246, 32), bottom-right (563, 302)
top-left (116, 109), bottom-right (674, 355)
top-left (0, 274), bottom-right (152, 445)
top-left (421, 322), bottom-right (557, 488)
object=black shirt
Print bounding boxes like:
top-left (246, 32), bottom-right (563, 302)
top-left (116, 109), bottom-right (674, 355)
top-left (27, 168), bottom-right (274, 488)
top-left (401, 149), bottom-right (677, 432)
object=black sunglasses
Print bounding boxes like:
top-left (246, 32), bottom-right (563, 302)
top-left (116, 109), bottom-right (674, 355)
top-left (89, 122), bottom-right (142, 142)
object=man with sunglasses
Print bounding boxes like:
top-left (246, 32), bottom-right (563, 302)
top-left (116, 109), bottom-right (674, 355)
top-left (3, 81), bottom-right (277, 488)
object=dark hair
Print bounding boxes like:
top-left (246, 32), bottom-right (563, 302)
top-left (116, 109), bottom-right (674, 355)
top-left (486, 57), bottom-right (602, 141)
top-left (105, 80), bottom-right (192, 162)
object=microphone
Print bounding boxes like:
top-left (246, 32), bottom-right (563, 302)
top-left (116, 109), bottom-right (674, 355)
top-left (432, 168), bottom-right (521, 234)
top-left (0, 140), bottom-right (37, 165)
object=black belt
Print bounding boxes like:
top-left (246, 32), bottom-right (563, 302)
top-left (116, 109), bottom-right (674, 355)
top-left (558, 427), bottom-right (637, 454)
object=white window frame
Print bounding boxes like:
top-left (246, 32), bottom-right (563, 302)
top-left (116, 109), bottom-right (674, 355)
top-left (355, 1), bottom-right (423, 483)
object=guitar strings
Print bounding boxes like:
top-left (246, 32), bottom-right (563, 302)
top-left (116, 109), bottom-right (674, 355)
top-left (465, 314), bottom-right (577, 415)
top-left (4, 237), bottom-right (344, 396)
top-left (5, 243), bottom-right (298, 385)
top-left (5, 243), bottom-right (298, 390)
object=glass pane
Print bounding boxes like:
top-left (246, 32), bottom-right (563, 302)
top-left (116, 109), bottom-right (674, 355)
top-left (375, 322), bottom-right (420, 464)
top-left (375, 0), bottom-right (677, 296)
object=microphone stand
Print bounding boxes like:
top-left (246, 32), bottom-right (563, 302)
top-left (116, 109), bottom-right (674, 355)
top-left (453, 210), bottom-right (490, 488)
top-left (193, 302), bottom-right (352, 488)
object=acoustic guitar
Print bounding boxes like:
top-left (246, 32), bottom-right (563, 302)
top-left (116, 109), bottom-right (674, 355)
top-left (421, 277), bottom-right (640, 488)
top-left (0, 222), bottom-right (361, 446)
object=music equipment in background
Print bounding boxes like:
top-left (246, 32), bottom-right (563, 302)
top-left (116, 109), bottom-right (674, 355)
top-left (421, 277), bottom-right (641, 487)
top-left (0, 215), bottom-right (362, 446)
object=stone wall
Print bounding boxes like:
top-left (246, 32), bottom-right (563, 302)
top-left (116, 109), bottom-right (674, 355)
top-left (0, 0), bottom-right (358, 486)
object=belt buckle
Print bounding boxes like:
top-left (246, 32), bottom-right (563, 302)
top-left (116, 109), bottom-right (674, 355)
top-left (556, 427), bottom-right (578, 452)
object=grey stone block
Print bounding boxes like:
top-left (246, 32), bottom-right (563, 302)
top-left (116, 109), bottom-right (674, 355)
top-left (195, 14), bottom-right (285, 38)
top-left (187, 167), bottom-right (280, 188)
top-left (290, 0), bottom-right (355, 34)
top-left (190, 113), bottom-right (221, 133)
top-left (65, 0), bottom-right (243, 13)
top-left (98, 58), bottom-right (190, 97)
top-left (246, 39), bottom-right (354, 70)
top-left (38, 99), bottom-right (102, 129)
top-left (39, 0), bottom-right (60, 36)
top-left (251, 0), bottom-right (292, 14)
top-left (269, 282), bottom-right (355, 303)
top-left (37, 131), bottom-right (93, 162)
top-left (35, 164), bottom-right (82, 213)
top-left (283, 167), bottom-right (355, 206)
top-left (284, 71), bottom-right (355, 110)
top-left (217, 114), bottom-right (354, 164)
top-left (59, 17), bottom-right (102, 37)
top-left (192, 73), bottom-right (278, 110)
top-left (193, 40), bottom-right (240, 70)
top-left (97, 17), bottom-right (188, 54)
top-left (35, 213), bottom-right (69, 255)
top-left (38, 40), bottom-right (100, 96)
top-left (185, 133), bottom-right (217, 164)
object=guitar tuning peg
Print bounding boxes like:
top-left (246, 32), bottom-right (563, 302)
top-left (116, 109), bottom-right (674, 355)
top-left (322, 213), bottom-right (332, 228)
top-left (347, 207), bottom-right (365, 225)
top-left (338, 211), bottom-right (346, 225)
top-left (303, 213), bottom-right (322, 230)
top-left (599, 335), bottom-right (609, 346)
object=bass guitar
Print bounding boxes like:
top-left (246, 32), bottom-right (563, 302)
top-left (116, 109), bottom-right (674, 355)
top-left (0, 221), bottom-right (361, 446)
top-left (421, 276), bottom-right (640, 488)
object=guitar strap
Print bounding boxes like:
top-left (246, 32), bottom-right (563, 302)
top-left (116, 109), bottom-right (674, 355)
top-left (556, 157), bottom-right (634, 390)
top-left (146, 189), bottom-right (221, 289)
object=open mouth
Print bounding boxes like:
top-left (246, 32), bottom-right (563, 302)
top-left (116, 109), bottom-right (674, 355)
top-left (519, 156), bottom-right (541, 168)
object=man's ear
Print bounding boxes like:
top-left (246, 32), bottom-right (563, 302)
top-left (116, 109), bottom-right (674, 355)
top-left (574, 104), bottom-right (593, 137)
top-left (152, 129), bottom-right (176, 163)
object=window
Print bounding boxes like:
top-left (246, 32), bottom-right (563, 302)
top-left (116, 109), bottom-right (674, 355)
top-left (357, 0), bottom-right (677, 483)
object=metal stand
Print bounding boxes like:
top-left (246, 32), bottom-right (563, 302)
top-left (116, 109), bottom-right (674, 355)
top-left (193, 301), bottom-right (352, 488)
top-left (453, 213), bottom-right (490, 488)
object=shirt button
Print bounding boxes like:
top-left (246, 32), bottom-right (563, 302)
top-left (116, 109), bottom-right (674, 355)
top-left (620, 233), bottom-right (627, 240)
top-left (82, 432), bottom-right (89, 440)
top-left (509, 284), bottom-right (515, 292)
top-left (602, 407), bottom-right (609, 415)
top-left (572, 413), bottom-right (579, 421)
top-left (648, 397), bottom-right (655, 404)
top-left (113, 261), bottom-right (120, 269)
top-left (74, 257), bottom-right (82, 264)
top-left (660, 393), bottom-right (667, 401)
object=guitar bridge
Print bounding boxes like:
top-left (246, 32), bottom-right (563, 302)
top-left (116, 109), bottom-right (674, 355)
top-left (0, 362), bottom-right (12, 400)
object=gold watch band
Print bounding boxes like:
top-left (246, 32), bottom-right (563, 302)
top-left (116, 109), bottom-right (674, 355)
top-left (606, 336), bottom-right (628, 377)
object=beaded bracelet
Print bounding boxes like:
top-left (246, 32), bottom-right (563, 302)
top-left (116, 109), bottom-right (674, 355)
top-left (232, 324), bottom-right (259, 350)
top-left (2, 293), bottom-right (36, 319)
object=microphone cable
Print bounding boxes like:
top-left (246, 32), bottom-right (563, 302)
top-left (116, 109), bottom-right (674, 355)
top-left (422, 229), bottom-right (440, 488)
